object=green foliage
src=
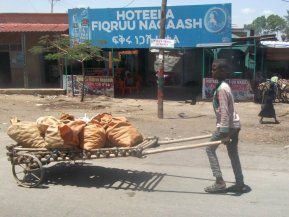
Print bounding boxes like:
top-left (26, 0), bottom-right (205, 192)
top-left (30, 35), bottom-right (106, 63)
top-left (30, 35), bottom-right (107, 102)
top-left (251, 16), bottom-right (267, 35)
top-left (283, 10), bottom-right (289, 24)
top-left (266, 15), bottom-right (286, 32)
top-left (244, 14), bottom-right (288, 40)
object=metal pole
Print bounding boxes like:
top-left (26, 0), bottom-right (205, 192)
top-left (51, 0), bottom-right (53, 13)
top-left (261, 48), bottom-right (264, 75)
top-left (112, 48), bottom-right (115, 98)
top-left (202, 48), bottom-right (205, 79)
top-left (50, 0), bottom-right (60, 13)
top-left (21, 33), bottom-right (28, 88)
top-left (253, 38), bottom-right (256, 80)
top-left (112, 48), bottom-right (115, 77)
top-left (158, 0), bottom-right (167, 119)
top-left (64, 57), bottom-right (67, 90)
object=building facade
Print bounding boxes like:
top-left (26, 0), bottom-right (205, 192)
top-left (0, 13), bottom-right (68, 88)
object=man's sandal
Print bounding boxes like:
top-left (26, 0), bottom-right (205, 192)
top-left (204, 182), bottom-right (226, 193)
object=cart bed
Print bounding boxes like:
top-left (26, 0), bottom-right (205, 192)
top-left (6, 137), bottom-right (158, 188)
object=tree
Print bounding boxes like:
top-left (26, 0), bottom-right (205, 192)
top-left (244, 14), bottom-right (287, 39)
top-left (284, 9), bottom-right (289, 22)
top-left (266, 14), bottom-right (286, 36)
top-left (282, 10), bottom-right (289, 41)
top-left (244, 16), bottom-right (267, 35)
top-left (30, 35), bottom-right (106, 102)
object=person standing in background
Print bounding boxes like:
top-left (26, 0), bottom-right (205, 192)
top-left (258, 81), bottom-right (279, 124)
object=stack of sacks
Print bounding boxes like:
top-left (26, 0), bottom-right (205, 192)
top-left (80, 121), bottom-right (106, 151)
top-left (7, 112), bottom-right (143, 150)
top-left (36, 116), bottom-right (87, 149)
top-left (90, 113), bottom-right (143, 147)
top-left (35, 114), bottom-right (106, 150)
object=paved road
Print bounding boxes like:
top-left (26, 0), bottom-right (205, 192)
top-left (1, 132), bottom-right (289, 217)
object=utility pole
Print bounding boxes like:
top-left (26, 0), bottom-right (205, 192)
top-left (50, 0), bottom-right (60, 13)
top-left (158, 0), bottom-right (167, 119)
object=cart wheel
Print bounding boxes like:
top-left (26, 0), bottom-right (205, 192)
top-left (12, 153), bottom-right (44, 188)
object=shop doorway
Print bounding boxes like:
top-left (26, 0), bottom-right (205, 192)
top-left (0, 52), bottom-right (11, 87)
top-left (118, 50), bottom-right (138, 77)
top-left (44, 58), bottom-right (60, 87)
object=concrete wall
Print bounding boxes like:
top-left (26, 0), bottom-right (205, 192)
top-left (0, 32), bottom-right (57, 88)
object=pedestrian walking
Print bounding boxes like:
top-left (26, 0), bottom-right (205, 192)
top-left (204, 59), bottom-right (251, 194)
top-left (258, 81), bottom-right (279, 124)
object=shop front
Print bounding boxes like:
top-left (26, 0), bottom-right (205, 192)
top-left (68, 4), bottom-right (232, 97)
top-left (200, 34), bottom-right (278, 101)
top-left (0, 13), bottom-right (68, 88)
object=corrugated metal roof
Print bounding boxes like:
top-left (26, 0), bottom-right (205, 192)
top-left (0, 23), bottom-right (68, 32)
top-left (0, 13), bottom-right (68, 32)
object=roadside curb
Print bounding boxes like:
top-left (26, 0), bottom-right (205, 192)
top-left (0, 89), bottom-right (66, 95)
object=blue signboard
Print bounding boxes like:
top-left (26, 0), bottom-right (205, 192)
top-left (68, 4), bottom-right (231, 48)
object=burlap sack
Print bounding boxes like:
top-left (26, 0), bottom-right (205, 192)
top-left (106, 119), bottom-right (143, 147)
top-left (44, 121), bottom-right (86, 149)
top-left (59, 113), bottom-right (75, 124)
top-left (90, 113), bottom-right (113, 129)
top-left (44, 124), bottom-right (68, 148)
top-left (36, 116), bottom-right (60, 135)
top-left (59, 120), bottom-right (86, 148)
top-left (80, 123), bottom-right (106, 150)
top-left (7, 120), bottom-right (47, 148)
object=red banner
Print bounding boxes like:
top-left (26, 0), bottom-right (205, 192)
top-left (63, 75), bottom-right (114, 97)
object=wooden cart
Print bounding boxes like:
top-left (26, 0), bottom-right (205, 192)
top-left (6, 135), bottom-right (221, 188)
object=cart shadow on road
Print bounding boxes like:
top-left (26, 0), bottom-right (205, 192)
top-left (42, 163), bottom-right (242, 196)
top-left (43, 162), bottom-right (165, 191)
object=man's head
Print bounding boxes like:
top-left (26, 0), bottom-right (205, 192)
top-left (211, 59), bottom-right (231, 80)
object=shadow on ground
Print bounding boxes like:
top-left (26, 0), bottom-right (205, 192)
top-left (42, 162), bottom-right (243, 196)
top-left (44, 162), bottom-right (165, 191)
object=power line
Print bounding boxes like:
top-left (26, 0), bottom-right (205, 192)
top-left (121, 0), bottom-right (136, 8)
top-left (27, 0), bottom-right (38, 12)
top-left (57, 0), bottom-right (74, 10)
top-left (49, 0), bottom-right (60, 13)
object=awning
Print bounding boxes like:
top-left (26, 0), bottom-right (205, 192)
top-left (266, 48), bottom-right (289, 61)
top-left (260, 41), bottom-right (289, 48)
top-left (196, 42), bottom-right (232, 47)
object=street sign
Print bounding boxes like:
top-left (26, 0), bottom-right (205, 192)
top-left (150, 39), bottom-right (175, 48)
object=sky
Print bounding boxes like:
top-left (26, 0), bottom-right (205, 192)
top-left (0, 0), bottom-right (289, 28)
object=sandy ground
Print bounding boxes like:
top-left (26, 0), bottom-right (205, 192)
top-left (0, 94), bottom-right (289, 153)
top-left (0, 93), bottom-right (288, 149)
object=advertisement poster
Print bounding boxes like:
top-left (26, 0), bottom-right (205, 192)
top-left (68, 4), bottom-right (231, 48)
top-left (202, 78), bottom-right (254, 100)
top-left (63, 75), bottom-right (114, 97)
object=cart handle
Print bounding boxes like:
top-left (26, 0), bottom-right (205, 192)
top-left (142, 140), bottom-right (221, 156)
top-left (158, 134), bottom-right (212, 145)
